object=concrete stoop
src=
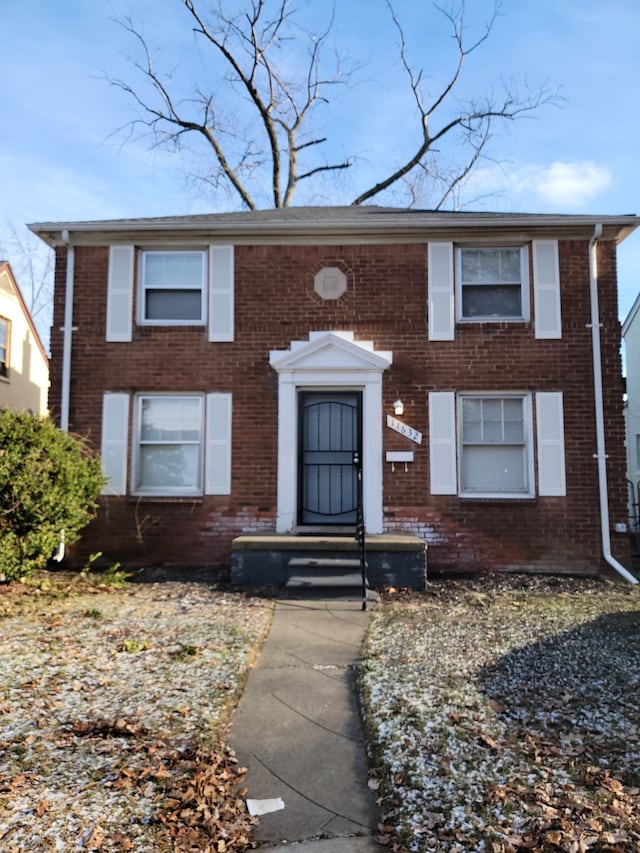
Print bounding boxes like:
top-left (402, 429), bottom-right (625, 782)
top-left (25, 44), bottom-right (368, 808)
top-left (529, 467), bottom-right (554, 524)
top-left (230, 533), bottom-right (427, 591)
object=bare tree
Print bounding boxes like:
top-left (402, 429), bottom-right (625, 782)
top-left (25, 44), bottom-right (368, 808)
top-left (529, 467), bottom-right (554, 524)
top-left (107, 0), bottom-right (554, 210)
top-left (0, 222), bottom-right (53, 348)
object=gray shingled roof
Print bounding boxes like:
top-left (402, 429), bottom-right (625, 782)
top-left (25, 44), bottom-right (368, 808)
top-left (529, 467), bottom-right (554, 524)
top-left (28, 205), bottom-right (640, 247)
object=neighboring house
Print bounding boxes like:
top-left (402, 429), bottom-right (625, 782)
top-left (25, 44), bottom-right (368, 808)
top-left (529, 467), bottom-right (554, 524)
top-left (0, 261), bottom-right (49, 415)
top-left (30, 207), bottom-right (639, 586)
top-left (622, 294), bottom-right (640, 533)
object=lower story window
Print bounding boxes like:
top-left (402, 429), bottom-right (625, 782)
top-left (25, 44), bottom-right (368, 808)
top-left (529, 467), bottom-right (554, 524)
top-left (134, 394), bottom-right (203, 495)
top-left (459, 394), bottom-right (533, 497)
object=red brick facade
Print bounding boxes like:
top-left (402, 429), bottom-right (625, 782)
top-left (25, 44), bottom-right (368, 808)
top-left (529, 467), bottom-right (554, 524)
top-left (43, 210), bottom-right (634, 578)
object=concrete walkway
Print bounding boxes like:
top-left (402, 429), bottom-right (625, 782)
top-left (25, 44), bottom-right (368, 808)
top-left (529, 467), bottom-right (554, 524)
top-left (229, 598), bottom-right (383, 851)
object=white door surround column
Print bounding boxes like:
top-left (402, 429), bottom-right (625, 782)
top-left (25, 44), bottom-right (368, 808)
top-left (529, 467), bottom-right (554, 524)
top-left (269, 331), bottom-right (393, 533)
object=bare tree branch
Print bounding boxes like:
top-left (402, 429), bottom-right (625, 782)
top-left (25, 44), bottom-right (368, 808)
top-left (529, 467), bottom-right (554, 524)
top-left (106, 0), bottom-right (353, 208)
top-left (108, 17), bottom-right (258, 209)
top-left (0, 223), bottom-right (54, 348)
top-left (182, 0), bottom-right (285, 206)
top-left (106, 0), bottom-right (556, 210)
top-left (352, 1), bottom-right (555, 206)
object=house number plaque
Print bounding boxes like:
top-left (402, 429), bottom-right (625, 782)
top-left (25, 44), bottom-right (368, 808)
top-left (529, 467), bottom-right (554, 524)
top-left (386, 415), bottom-right (422, 444)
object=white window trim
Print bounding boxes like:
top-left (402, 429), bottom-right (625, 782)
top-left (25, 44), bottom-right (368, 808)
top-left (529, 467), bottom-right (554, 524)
top-left (455, 245), bottom-right (530, 323)
top-left (457, 391), bottom-right (535, 499)
top-left (131, 393), bottom-right (205, 497)
top-left (138, 249), bottom-right (207, 327)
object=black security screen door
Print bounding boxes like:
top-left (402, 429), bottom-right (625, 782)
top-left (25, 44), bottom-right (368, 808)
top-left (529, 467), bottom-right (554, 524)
top-left (298, 392), bottom-right (362, 524)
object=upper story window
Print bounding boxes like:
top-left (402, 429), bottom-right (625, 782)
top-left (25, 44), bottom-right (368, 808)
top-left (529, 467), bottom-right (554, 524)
top-left (0, 317), bottom-right (9, 378)
top-left (456, 246), bottom-right (530, 322)
top-left (139, 251), bottom-right (206, 325)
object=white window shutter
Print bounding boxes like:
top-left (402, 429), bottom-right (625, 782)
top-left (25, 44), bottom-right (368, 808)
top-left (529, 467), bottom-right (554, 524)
top-left (208, 245), bottom-right (234, 342)
top-left (101, 393), bottom-right (130, 495)
top-left (428, 242), bottom-right (454, 341)
top-left (106, 246), bottom-right (134, 342)
top-left (429, 391), bottom-right (457, 494)
top-left (205, 393), bottom-right (232, 494)
top-left (533, 240), bottom-right (562, 339)
top-left (536, 392), bottom-right (566, 496)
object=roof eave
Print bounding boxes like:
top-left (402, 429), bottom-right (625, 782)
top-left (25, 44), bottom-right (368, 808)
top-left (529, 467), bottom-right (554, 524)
top-left (28, 213), bottom-right (640, 248)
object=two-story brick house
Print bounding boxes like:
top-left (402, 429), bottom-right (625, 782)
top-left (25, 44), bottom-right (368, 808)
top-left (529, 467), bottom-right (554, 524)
top-left (30, 207), bottom-right (639, 586)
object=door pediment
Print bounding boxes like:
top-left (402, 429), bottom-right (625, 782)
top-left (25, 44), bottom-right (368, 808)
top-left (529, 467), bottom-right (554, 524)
top-left (269, 331), bottom-right (392, 374)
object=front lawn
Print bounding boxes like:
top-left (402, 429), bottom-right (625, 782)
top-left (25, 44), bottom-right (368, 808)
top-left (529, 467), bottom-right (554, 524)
top-left (2, 571), bottom-right (638, 852)
top-left (359, 576), bottom-right (640, 852)
top-left (0, 571), bottom-right (273, 852)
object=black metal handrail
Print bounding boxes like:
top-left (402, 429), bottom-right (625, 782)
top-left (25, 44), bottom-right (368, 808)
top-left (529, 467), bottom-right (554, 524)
top-left (354, 452), bottom-right (367, 611)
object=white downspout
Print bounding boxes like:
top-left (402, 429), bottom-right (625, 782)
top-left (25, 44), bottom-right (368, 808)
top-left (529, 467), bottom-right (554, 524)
top-left (59, 229), bottom-right (75, 433)
top-left (589, 224), bottom-right (638, 583)
top-left (52, 529), bottom-right (66, 563)
top-left (53, 230), bottom-right (75, 562)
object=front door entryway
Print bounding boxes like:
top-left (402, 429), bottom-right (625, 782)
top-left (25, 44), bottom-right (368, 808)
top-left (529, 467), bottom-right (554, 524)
top-left (298, 391), bottom-right (362, 525)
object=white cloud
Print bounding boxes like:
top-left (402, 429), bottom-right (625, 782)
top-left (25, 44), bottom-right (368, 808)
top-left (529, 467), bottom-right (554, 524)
top-left (519, 162), bottom-right (612, 206)
top-left (469, 161), bottom-right (612, 210)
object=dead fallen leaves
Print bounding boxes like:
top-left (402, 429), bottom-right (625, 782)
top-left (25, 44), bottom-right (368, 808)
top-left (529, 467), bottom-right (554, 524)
top-left (2, 716), bottom-right (258, 852)
top-left (483, 764), bottom-right (640, 852)
top-left (156, 741), bottom-right (256, 851)
top-left (0, 571), bottom-right (272, 851)
top-left (67, 721), bottom-right (257, 851)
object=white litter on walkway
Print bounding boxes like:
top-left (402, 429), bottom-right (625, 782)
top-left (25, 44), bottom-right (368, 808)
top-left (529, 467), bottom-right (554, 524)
top-left (246, 797), bottom-right (286, 816)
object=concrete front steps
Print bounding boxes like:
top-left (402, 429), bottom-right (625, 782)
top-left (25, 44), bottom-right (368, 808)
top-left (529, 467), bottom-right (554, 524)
top-left (230, 533), bottom-right (427, 591)
top-left (285, 556), bottom-right (377, 605)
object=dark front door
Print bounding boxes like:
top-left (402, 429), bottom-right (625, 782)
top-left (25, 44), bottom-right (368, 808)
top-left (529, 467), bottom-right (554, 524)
top-left (298, 392), bottom-right (362, 525)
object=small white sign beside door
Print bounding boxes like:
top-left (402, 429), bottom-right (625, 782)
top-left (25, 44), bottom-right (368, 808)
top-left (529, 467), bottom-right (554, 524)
top-left (386, 415), bottom-right (422, 444)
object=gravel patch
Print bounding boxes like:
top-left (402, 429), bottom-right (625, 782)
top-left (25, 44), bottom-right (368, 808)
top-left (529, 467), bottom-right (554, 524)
top-left (359, 575), bottom-right (640, 852)
top-left (0, 571), bottom-right (273, 852)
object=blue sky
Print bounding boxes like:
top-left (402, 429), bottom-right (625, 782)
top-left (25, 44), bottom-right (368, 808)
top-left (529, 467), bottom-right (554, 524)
top-left (1, 0), bottom-right (639, 320)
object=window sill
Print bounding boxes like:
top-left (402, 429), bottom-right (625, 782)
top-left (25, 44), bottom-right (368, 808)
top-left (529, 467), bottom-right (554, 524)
top-left (456, 318), bottom-right (530, 325)
top-left (128, 495), bottom-right (204, 504)
top-left (137, 321), bottom-right (206, 328)
top-left (458, 495), bottom-right (537, 504)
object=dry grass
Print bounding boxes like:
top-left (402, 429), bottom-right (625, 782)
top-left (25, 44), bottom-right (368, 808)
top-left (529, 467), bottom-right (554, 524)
top-left (359, 575), bottom-right (640, 852)
top-left (0, 570), bottom-right (273, 852)
top-left (3, 570), bottom-right (639, 852)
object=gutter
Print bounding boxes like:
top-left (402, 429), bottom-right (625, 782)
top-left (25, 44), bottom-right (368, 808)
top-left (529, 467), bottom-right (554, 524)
top-left (53, 230), bottom-right (75, 563)
top-left (589, 224), bottom-right (638, 584)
